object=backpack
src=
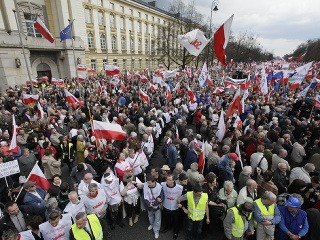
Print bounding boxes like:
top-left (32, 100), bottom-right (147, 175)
top-left (253, 156), bottom-right (264, 180)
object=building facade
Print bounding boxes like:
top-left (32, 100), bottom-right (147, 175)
top-left (0, 0), bottom-right (182, 91)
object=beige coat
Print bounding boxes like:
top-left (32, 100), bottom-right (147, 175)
top-left (42, 155), bottom-right (61, 179)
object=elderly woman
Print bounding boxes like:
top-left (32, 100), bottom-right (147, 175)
top-left (257, 170), bottom-right (278, 198)
top-left (238, 166), bottom-right (252, 189)
top-left (76, 135), bottom-right (85, 164)
top-left (218, 181), bottom-right (238, 209)
top-left (120, 172), bottom-right (143, 226)
top-left (45, 197), bottom-right (62, 220)
top-left (42, 148), bottom-right (61, 180)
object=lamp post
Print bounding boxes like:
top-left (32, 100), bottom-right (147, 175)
top-left (207, 0), bottom-right (219, 65)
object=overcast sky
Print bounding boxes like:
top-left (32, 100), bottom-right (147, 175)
top-left (149, 0), bottom-right (320, 57)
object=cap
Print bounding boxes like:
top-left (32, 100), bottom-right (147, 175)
top-left (229, 153), bottom-right (239, 161)
top-left (285, 197), bottom-right (301, 208)
top-left (23, 181), bottom-right (36, 189)
top-left (161, 165), bottom-right (170, 171)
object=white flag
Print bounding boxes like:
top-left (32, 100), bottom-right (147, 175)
top-left (216, 110), bottom-right (226, 142)
top-left (198, 62), bottom-right (208, 87)
top-left (296, 84), bottom-right (311, 98)
top-left (260, 71), bottom-right (269, 96)
top-left (178, 29), bottom-right (210, 56)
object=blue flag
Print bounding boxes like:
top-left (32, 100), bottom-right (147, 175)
top-left (60, 21), bottom-right (73, 41)
top-left (310, 80), bottom-right (318, 90)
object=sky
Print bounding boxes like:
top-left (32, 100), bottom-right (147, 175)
top-left (145, 0), bottom-right (320, 57)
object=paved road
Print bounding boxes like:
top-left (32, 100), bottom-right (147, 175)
top-left (61, 141), bottom-right (225, 240)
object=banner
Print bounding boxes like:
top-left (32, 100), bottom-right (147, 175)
top-left (0, 160), bottom-right (20, 178)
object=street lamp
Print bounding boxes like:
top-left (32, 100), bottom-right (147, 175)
top-left (207, 0), bottom-right (219, 64)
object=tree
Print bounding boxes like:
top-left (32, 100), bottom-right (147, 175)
top-left (284, 39), bottom-right (320, 61)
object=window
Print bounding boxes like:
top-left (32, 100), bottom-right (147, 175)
top-left (103, 59), bottom-right (108, 67)
top-left (24, 13), bottom-right (41, 37)
top-left (138, 39), bottom-right (142, 51)
top-left (137, 22), bottom-right (141, 33)
top-left (152, 59), bottom-right (155, 68)
top-left (129, 19), bottom-right (133, 31)
top-left (151, 25), bottom-right (154, 35)
top-left (130, 38), bottom-right (134, 52)
top-left (100, 34), bottom-right (106, 49)
top-left (131, 59), bottom-right (135, 69)
top-left (145, 23), bottom-right (148, 33)
top-left (152, 16), bottom-right (154, 21)
top-left (121, 37), bottom-right (126, 50)
top-left (110, 15), bottom-right (115, 28)
top-left (110, 2), bottom-right (114, 10)
top-left (130, 9), bottom-right (133, 15)
top-left (145, 14), bottom-right (148, 20)
top-left (111, 36), bottom-right (116, 50)
top-left (98, 12), bottom-right (104, 25)
top-left (146, 59), bottom-right (149, 68)
top-left (85, 9), bottom-right (92, 23)
top-left (97, 0), bottom-right (103, 6)
top-left (123, 59), bottom-right (126, 70)
top-left (120, 17), bottom-right (125, 29)
top-left (145, 39), bottom-right (149, 52)
top-left (139, 59), bottom-right (142, 68)
top-left (113, 59), bottom-right (118, 66)
top-left (121, 6), bottom-right (124, 13)
top-left (91, 59), bottom-right (96, 70)
top-left (138, 12), bottom-right (141, 18)
top-left (158, 18), bottom-right (160, 23)
top-left (88, 33), bottom-right (94, 48)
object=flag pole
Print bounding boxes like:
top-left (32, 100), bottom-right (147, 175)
top-left (68, 19), bottom-right (81, 98)
top-left (13, 0), bottom-right (34, 94)
top-left (309, 105), bottom-right (315, 122)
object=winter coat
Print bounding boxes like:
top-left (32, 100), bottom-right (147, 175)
top-left (42, 155), bottom-right (61, 179)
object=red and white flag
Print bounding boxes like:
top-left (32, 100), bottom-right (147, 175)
top-left (226, 88), bottom-right (241, 118)
top-left (77, 64), bottom-right (87, 71)
top-left (9, 115), bottom-right (18, 153)
top-left (314, 94), bottom-right (320, 108)
top-left (39, 76), bottom-right (48, 82)
top-left (176, 126), bottom-right (179, 139)
top-left (213, 87), bottom-right (225, 94)
top-left (37, 102), bottom-right (45, 119)
top-left (121, 80), bottom-right (126, 93)
top-left (140, 75), bottom-right (149, 83)
top-left (198, 141), bottom-right (205, 174)
top-left (214, 14), bottom-right (234, 66)
top-left (34, 17), bottom-right (54, 43)
top-left (64, 89), bottom-right (84, 109)
top-left (233, 116), bottom-right (242, 129)
top-left (110, 77), bottom-right (120, 87)
top-left (28, 163), bottom-right (51, 190)
top-left (289, 61), bottom-right (313, 89)
top-left (187, 86), bottom-right (197, 103)
top-left (126, 71), bottom-right (132, 80)
top-left (139, 89), bottom-right (150, 104)
top-left (174, 82), bottom-right (181, 93)
top-left (216, 110), bottom-right (226, 142)
top-left (235, 141), bottom-right (243, 169)
top-left (177, 29), bottom-right (210, 56)
top-left (22, 94), bottom-right (39, 104)
top-left (51, 78), bottom-right (64, 85)
top-left (296, 52), bottom-right (307, 61)
top-left (92, 120), bottom-right (127, 141)
top-left (167, 87), bottom-right (172, 101)
top-left (97, 82), bottom-right (102, 95)
top-left (149, 83), bottom-right (158, 91)
top-left (26, 79), bottom-right (37, 85)
top-left (105, 65), bottom-right (120, 76)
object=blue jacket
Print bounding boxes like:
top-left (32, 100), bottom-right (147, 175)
top-left (184, 150), bottom-right (198, 171)
top-left (275, 206), bottom-right (309, 240)
top-left (23, 186), bottom-right (47, 212)
top-left (167, 144), bottom-right (178, 168)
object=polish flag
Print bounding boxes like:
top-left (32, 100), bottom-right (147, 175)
top-left (233, 116), bottom-right (242, 129)
top-left (226, 88), bottom-right (241, 118)
top-left (176, 126), bottom-right (179, 139)
top-left (149, 83), bottom-right (158, 91)
top-left (92, 120), bottom-right (127, 141)
top-left (22, 94), bottom-right (39, 104)
top-left (174, 82), bottom-right (181, 93)
top-left (77, 64), bottom-right (87, 71)
top-left (34, 17), bottom-right (54, 43)
top-left (39, 76), bottom-right (48, 82)
top-left (64, 89), bottom-right (84, 109)
top-left (167, 87), bottom-right (172, 101)
top-left (135, 71), bottom-right (141, 79)
top-left (288, 56), bottom-right (293, 61)
top-left (97, 82), bottom-right (102, 95)
top-left (51, 78), bottom-right (64, 85)
top-left (216, 110), bottom-right (226, 142)
top-left (28, 163), bottom-right (51, 190)
top-left (110, 77), bottom-right (120, 87)
top-left (126, 71), bottom-right (132, 80)
top-left (314, 94), bottom-right (320, 108)
top-left (9, 115), bottom-right (19, 153)
top-left (187, 86), bottom-right (196, 103)
top-left (121, 80), bottom-right (126, 93)
top-left (296, 52), bottom-right (307, 62)
top-left (198, 141), bottom-right (205, 174)
top-left (139, 89), bottom-right (150, 104)
top-left (235, 141), bottom-right (243, 169)
top-left (213, 87), bottom-right (224, 94)
top-left (214, 14), bottom-right (234, 66)
top-left (26, 79), bottom-right (38, 85)
top-left (105, 65), bottom-right (120, 76)
top-left (37, 102), bottom-right (45, 119)
top-left (140, 75), bottom-right (149, 83)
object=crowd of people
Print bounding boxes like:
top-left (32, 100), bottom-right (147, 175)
top-left (0, 60), bottom-right (319, 240)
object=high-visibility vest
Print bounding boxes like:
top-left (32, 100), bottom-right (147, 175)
top-left (60, 143), bottom-right (73, 159)
top-left (228, 206), bottom-right (253, 238)
top-left (187, 191), bottom-right (208, 221)
top-left (254, 198), bottom-right (275, 220)
top-left (71, 214), bottom-right (103, 240)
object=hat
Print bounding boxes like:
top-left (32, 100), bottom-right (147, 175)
top-left (161, 165), bottom-right (170, 171)
top-left (48, 209), bottom-right (61, 219)
top-left (285, 197), bottom-right (301, 208)
top-left (229, 153), bottom-right (239, 161)
top-left (23, 181), bottom-right (36, 189)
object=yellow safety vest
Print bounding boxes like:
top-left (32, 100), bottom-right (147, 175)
top-left (187, 191), bottom-right (208, 221)
top-left (71, 214), bottom-right (103, 240)
top-left (254, 198), bottom-right (275, 219)
top-left (228, 206), bottom-right (253, 238)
